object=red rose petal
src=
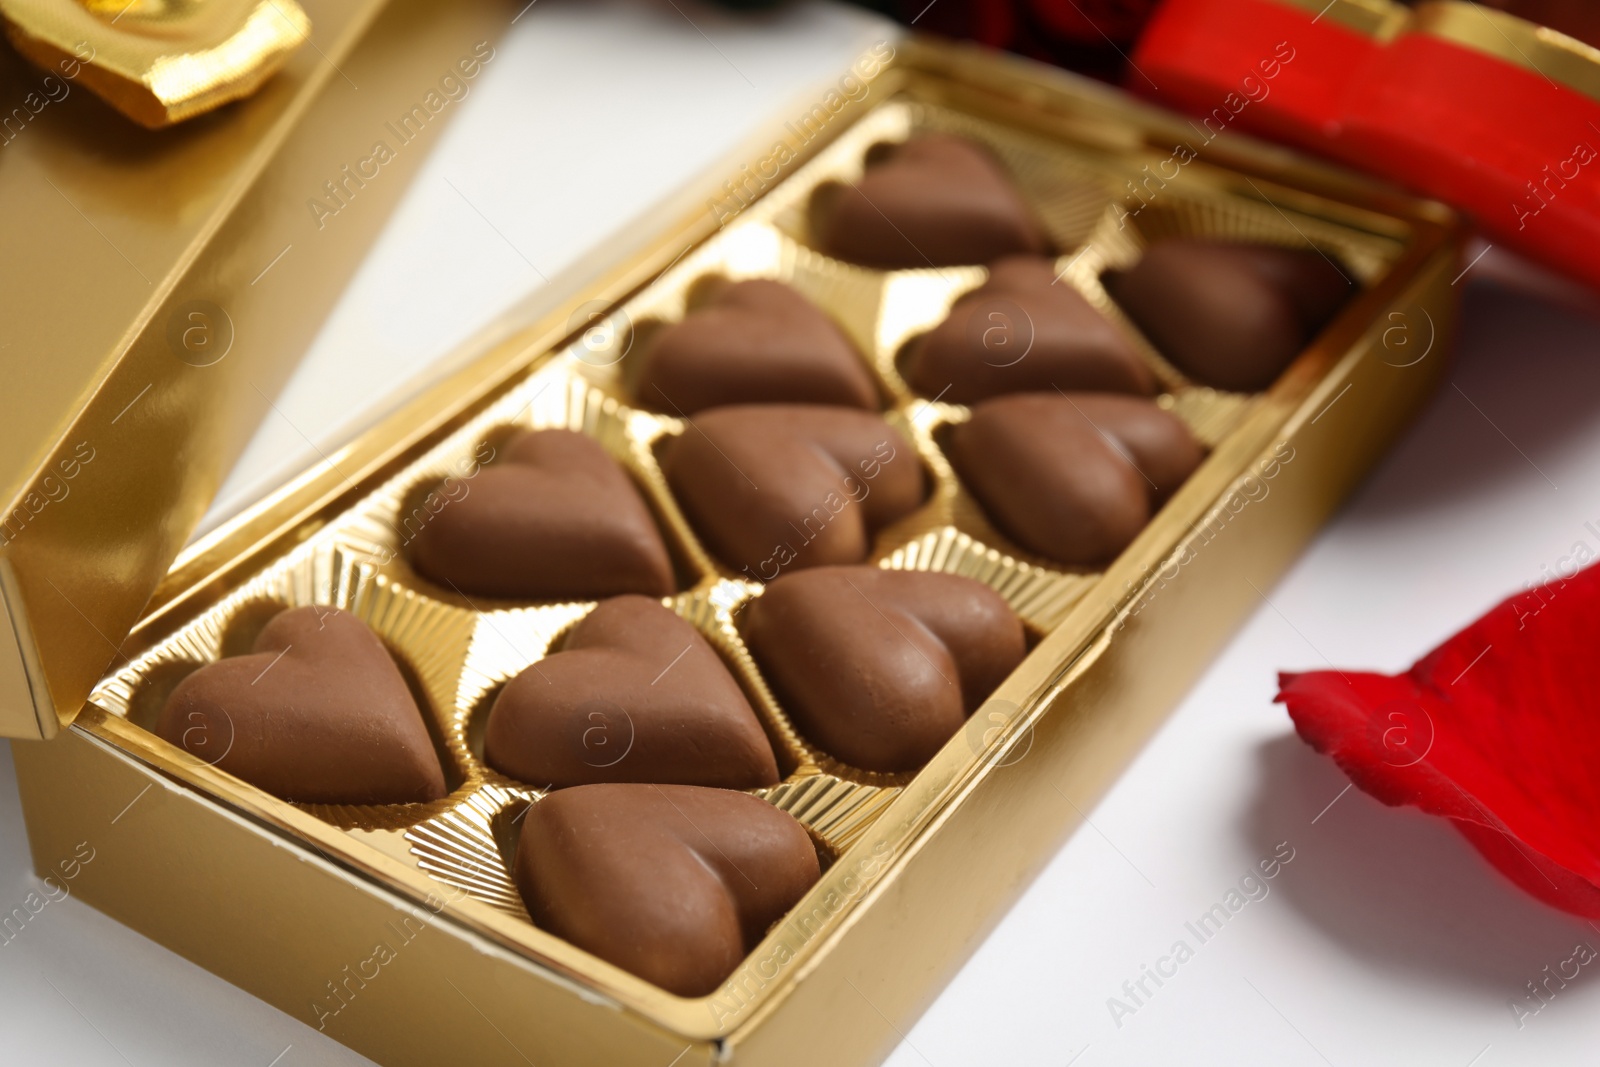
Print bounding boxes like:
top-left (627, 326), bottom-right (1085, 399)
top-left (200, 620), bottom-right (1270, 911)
top-left (1277, 561), bottom-right (1600, 917)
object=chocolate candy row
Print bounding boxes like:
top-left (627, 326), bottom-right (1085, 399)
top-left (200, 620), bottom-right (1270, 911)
top-left (119, 113), bottom-right (1364, 999)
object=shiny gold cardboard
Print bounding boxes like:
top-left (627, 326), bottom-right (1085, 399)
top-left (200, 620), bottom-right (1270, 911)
top-left (1277, 0), bottom-right (1407, 39)
top-left (1410, 1), bottom-right (1600, 102)
top-left (14, 38), bottom-right (1465, 1067)
top-left (1, 0), bottom-right (311, 128)
top-left (0, 0), bottom-right (508, 741)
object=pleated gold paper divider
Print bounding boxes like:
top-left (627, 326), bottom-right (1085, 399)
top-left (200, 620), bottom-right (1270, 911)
top-left (1069, 203), bottom-right (1208, 394)
top-left (1065, 211), bottom-right (1252, 448)
top-left (781, 239), bottom-right (888, 379)
top-left (84, 73), bottom-right (1434, 982)
top-left (575, 221), bottom-right (891, 418)
top-left (873, 402), bottom-right (1100, 631)
top-left (760, 98), bottom-right (1114, 257)
top-left (322, 358), bottom-right (578, 574)
top-left (1117, 185), bottom-right (1400, 286)
top-left (404, 784), bottom-right (533, 921)
top-left (407, 783), bottom-right (865, 922)
top-left (516, 88), bottom-right (1257, 644)
top-left (753, 93), bottom-right (1406, 463)
top-left (762, 101), bottom-right (913, 245)
top-left (1162, 388), bottom-right (1260, 449)
top-left (334, 364), bottom-right (720, 607)
top-left (90, 536), bottom-right (383, 724)
top-left (449, 601), bottom-right (597, 789)
top-left (674, 584), bottom-right (817, 779)
top-left (880, 529), bottom-right (1093, 635)
top-left (404, 581), bottom-right (896, 906)
top-left (1076, 172), bottom-right (1404, 448)
top-left (294, 566), bottom-right (481, 832)
top-left (87, 535), bottom-right (480, 833)
top-left (873, 265), bottom-right (988, 397)
top-left (692, 582), bottom-right (912, 790)
top-left (585, 221), bottom-right (790, 402)
top-left (699, 581), bottom-right (908, 850)
top-left (507, 153), bottom-right (1136, 635)
top-left (906, 99), bottom-right (1118, 255)
top-left (759, 772), bottom-right (903, 852)
top-left (438, 583), bottom-right (827, 790)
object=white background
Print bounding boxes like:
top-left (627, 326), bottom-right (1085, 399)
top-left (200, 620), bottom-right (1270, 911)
top-left (6, 2), bottom-right (1600, 1064)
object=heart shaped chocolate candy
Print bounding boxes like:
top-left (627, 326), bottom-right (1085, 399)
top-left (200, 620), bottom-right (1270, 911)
top-left (631, 279), bottom-right (878, 415)
top-left (948, 393), bottom-right (1204, 565)
top-left (155, 606), bottom-right (449, 805)
top-left (515, 783), bottom-right (820, 996)
top-left (485, 595), bottom-right (780, 789)
top-left (659, 404), bottom-right (925, 580)
top-left (410, 429), bottom-right (675, 602)
top-left (903, 255), bottom-right (1154, 403)
top-left (1103, 240), bottom-right (1355, 392)
top-left (745, 566), bottom-right (1027, 772)
top-left (814, 134), bottom-right (1050, 269)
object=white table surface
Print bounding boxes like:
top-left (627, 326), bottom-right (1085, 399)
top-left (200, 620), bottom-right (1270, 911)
top-left (7, 2), bottom-right (1600, 1064)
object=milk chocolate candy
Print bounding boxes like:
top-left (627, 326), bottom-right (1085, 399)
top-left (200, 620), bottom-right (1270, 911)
top-left (155, 606), bottom-right (449, 805)
top-left (515, 784), bottom-right (820, 996)
top-left (631, 279), bottom-right (878, 415)
top-left (485, 595), bottom-right (780, 789)
top-left (410, 429), bottom-right (675, 601)
top-left (745, 566), bottom-right (1027, 772)
top-left (1103, 240), bottom-right (1355, 392)
top-left (660, 404), bottom-right (925, 580)
top-left (814, 134), bottom-right (1050, 269)
top-left (948, 393), bottom-right (1204, 565)
top-left (903, 255), bottom-right (1154, 402)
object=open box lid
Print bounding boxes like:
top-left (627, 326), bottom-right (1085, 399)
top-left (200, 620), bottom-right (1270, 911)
top-left (0, 0), bottom-right (508, 740)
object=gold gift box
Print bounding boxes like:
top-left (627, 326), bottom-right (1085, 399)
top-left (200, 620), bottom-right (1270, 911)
top-left (0, 0), bottom-right (512, 740)
top-left (9, 28), bottom-right (1464, 1067)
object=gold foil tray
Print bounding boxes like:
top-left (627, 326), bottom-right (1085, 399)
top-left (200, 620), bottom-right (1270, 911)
top-left (87, 91), bottom-right (1408, 1012)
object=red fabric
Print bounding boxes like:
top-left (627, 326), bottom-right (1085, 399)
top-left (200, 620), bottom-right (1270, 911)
top-left (1128, 0), bottom-right (1600, 291)
top-left (1278, 562), bottom-right (1600, 917)
top-left (1340, 32), bottom-right (1600, 293)
top-left (1130, 0), bottom-right (1382, 157)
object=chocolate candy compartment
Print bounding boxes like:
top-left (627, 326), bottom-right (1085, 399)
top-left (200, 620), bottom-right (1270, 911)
top-left (89, 96), bottom-right (1405, 998)
top-left (98, 589), bottom-right (470, 832)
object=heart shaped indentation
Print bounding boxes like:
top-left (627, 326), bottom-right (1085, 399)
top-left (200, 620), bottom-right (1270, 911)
top-left (155, 606), bottom-right (449, 806)
top-left (515, 783), bottom-right (821, 996)
top-left (630, 279), bottom-right (878, 415)
top-left (745, 566), bottom-right (1027, 772)
top-left (1103, 239), bottom-right (1355, 392)
top-left (948, 393), bottom-right (1204, 565)
top-left (813, 134), bottom-right (1051, 269)
top-left (660, 404), bottom-right (926, 580)
top-left (410, 429), bottom-right (676, 602)
top-left (903, 255), bottom-right (1154, 402)
top-left (485, 595), bottom-right (780, 789)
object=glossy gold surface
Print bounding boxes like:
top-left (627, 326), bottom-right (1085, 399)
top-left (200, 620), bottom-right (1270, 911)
top-left (1277, 0), bottom-right (1408, 39)
top-left (0, 0), bottom-right (310, 128)
top-left (1410, 0), bottom-right (1600, 102)
top-left (91, 91), bottom-right (1408, 852)
top-left (0, 0), bottom-right (508, 740)
top-left (17, 37), bottom-right (1466, 1067)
